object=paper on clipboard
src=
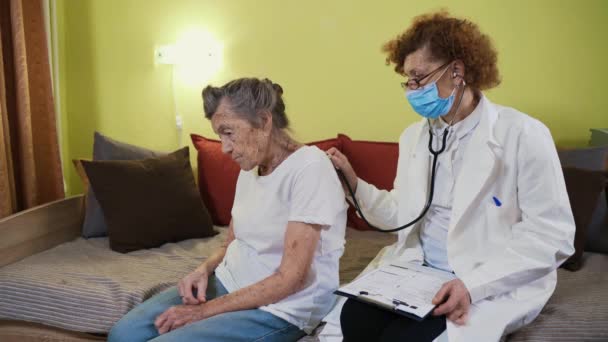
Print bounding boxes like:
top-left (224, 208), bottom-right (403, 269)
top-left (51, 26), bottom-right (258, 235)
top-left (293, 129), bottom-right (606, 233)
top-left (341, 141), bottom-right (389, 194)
top-left (335, 262), bottom-right (456, 320)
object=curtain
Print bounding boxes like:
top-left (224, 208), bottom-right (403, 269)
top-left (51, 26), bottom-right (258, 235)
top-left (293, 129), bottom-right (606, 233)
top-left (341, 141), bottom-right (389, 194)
top-left (0, 0), bottom-right (64, 219)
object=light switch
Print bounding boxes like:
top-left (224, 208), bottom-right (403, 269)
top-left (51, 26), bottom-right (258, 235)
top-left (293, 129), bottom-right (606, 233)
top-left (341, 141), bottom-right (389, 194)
top-left (154, 45), bottom-right (178, 65)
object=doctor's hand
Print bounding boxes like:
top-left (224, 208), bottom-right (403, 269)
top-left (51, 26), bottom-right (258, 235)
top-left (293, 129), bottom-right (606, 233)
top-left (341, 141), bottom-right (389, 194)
top-left (178, 269), bottom-right (209, 305)
top-left (432, 279), bottom-right (471, 325)
top-left (326, 147), bottom-right (358, 194)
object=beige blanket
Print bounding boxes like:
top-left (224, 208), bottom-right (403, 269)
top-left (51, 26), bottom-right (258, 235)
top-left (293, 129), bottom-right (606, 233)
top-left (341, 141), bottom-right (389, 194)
top-left (2, 228), bottom-right (606, 341)
top-left (0, 228), bottom-right (229, 333)
top-left (0, 227), bottom-right (396, 334)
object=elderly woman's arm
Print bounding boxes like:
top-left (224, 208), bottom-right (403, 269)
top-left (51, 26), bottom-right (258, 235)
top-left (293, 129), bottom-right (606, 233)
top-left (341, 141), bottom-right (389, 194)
top-left (200, 222), bottom-right (236, 274)
top-left (178, 221), bottom-right (235, 304)
top-left (156, 221), bottom-right (321, 333)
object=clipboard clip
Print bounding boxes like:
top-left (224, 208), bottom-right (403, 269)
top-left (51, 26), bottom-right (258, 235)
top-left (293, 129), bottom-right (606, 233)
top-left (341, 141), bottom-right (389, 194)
top-left (392, 298), bottom-right (418, 310)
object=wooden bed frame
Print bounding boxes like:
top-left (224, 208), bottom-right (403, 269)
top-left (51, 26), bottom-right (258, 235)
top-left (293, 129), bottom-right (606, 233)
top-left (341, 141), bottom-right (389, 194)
top-left (0, 196), bottom-right (83, 268)
top-left (0, 196), bottom-right (106, 341)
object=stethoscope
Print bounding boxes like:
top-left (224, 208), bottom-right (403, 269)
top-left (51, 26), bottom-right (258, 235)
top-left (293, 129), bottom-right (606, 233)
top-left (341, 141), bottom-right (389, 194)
top-left (336, 125), bottom-right (449, 233)
top-left (336, 79), bottom-right (466, 233)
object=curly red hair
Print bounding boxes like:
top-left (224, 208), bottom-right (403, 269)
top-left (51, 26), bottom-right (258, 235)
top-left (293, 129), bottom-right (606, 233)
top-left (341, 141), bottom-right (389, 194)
top-left (383, 10), bottom-right (501, 91)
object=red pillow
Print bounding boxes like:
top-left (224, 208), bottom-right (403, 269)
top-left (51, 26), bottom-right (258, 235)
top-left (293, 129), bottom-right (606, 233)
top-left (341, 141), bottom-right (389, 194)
top-left (191, 134), bottom-right (342, 226)
top-left (339, 134), bottom-right (399, 230)
top-left (308, 137), bottom-right (342, 152)
top-left (191, 134), bottom-right (240, 226)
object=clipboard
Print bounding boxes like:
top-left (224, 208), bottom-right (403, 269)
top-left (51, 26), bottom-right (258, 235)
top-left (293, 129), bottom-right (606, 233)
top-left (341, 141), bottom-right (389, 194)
top-left (334, 262), bottom-right (455, 321)
top-left (334, 289), bottom-right (433, 322)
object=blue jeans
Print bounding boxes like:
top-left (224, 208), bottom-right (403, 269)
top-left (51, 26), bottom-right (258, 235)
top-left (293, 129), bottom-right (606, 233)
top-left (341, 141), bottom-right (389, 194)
top-left (108, 275), bottom-right (305, 342)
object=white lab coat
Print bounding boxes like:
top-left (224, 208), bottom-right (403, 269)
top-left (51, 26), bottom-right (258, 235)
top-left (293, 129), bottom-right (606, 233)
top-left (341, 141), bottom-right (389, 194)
top-left (321, 95), bottom-right (575, 342)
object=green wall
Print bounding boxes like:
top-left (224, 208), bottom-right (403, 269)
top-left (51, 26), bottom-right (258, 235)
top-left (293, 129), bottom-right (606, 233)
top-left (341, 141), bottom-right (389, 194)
top-left (55, 0), bottom-right (608, 195)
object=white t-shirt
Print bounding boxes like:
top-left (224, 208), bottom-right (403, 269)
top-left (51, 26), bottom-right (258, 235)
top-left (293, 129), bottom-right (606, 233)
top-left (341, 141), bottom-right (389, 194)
top-left (215, 145), bottom-right (348, 333)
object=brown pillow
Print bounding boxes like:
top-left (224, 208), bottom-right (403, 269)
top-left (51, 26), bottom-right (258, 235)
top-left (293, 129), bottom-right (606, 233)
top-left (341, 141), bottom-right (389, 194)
top-left (81, 147), bottom-right (217, 253)
top-left (561, 167), bottom-right (608, 271)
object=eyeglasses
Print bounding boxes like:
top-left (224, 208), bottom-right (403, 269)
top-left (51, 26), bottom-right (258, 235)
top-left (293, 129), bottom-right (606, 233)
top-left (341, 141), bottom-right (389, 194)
top-left (401, 62), bottom-right (451, 91)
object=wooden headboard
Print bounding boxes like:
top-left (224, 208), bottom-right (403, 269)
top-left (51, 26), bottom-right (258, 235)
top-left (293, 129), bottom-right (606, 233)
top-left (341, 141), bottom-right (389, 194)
top-left (0, 196), bottom-right (84, 267)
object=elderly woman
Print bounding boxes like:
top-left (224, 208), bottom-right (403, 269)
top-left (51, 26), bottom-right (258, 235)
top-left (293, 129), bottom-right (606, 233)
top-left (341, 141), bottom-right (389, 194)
top-left (108, 78), bottom-right (347, 342)
top-left (326, 11), bottom-right (575, 342)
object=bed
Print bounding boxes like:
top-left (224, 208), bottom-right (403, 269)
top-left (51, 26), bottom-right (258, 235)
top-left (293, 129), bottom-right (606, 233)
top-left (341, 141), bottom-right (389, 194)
top-left (1, 196), bottom-right (607, 341)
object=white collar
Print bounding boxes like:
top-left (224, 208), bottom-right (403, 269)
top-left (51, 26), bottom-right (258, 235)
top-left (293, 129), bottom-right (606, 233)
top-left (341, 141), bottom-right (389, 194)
top-left (430, 99), bottom-right (483, 140)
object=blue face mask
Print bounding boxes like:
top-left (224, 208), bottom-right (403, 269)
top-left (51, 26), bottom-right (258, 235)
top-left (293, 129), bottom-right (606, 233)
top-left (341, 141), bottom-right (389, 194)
top-left (405, 69), bottom-right (456, 119)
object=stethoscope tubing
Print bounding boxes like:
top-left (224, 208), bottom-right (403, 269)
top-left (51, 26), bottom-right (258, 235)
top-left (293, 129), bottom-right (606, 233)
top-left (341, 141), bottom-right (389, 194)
top-left (339, 79), bottom-right (466, 233)
top-left (337, 127), bottom-right (449, 233)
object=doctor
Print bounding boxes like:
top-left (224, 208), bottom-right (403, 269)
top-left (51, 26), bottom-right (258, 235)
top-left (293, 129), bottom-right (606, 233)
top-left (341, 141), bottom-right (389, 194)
top-left (326, 11), bottom-right (575, 342)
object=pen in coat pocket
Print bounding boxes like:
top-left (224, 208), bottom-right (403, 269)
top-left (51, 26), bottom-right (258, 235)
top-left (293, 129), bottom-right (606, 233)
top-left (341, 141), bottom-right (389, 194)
top-left (492, 196), bottom-right (502, 207)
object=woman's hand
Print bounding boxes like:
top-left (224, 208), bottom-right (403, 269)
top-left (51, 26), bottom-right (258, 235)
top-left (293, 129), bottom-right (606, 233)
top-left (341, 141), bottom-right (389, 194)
top-left (177, 269), bottom-right (209, 305)
top-left (432, 279), bottom-right (471, 325)
top-left (326, 147), bottom-right (358, 194)
top-left (155, 304), bottom-right (206, 334)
